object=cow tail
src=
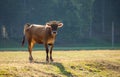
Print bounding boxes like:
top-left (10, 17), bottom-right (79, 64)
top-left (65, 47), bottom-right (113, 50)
top-left (22, 23), bottom-right (31, 47)
top-left (22, 35), bottom-right (25, 47)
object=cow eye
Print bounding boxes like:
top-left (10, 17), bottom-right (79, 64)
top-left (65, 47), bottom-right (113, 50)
top-left (51, 26), bottom-right (57, 30)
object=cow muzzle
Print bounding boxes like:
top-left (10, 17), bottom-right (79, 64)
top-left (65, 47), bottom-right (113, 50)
top-left (52, 31), bottom-right (57, 35)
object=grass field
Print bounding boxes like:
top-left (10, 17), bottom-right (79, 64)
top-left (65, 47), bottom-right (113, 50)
top-left (0, 50), bottom-right (120, 77)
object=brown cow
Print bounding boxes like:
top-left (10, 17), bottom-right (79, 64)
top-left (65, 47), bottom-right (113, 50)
top-left (22, 21), bottom-right (63, 63)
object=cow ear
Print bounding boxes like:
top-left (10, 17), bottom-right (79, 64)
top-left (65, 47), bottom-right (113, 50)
top-left (46, 23), bottom-right (50, 27)
top-left (58, 23), bottom-right (63, 28)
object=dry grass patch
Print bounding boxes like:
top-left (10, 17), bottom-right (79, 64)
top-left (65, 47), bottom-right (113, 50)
top-left (0, 50), bottom-right (120, 77)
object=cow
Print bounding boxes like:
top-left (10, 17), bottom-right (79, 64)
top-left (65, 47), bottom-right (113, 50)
top-left (22, 21), bottom-right (63, 63)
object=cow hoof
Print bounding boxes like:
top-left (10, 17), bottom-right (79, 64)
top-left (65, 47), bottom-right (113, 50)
top-left (46, 58), bottom-right (49, 63)
top-left (29, 60), bottom-right (33, 63)
top-left (29, 57), bottom-right (33, 63)
top-left (46, 61), bottom-right (49, 64)
top-left (50, 59), bottom-right (54, 62)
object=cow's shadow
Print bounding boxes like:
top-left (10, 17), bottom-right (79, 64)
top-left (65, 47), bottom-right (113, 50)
top-left (34, 61), bottom-right (73, 77)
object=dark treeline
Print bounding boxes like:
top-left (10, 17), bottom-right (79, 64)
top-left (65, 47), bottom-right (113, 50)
top-left (0, 0), bottom-right (120, 48)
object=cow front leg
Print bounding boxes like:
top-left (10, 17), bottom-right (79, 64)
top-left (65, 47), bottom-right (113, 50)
top-left (45, 44), bottom-right (49, 63)
top-left (50, 44), bottom-right (54, 62)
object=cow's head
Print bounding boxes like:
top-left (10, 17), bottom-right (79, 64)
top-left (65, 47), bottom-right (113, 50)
top-left (46, 21), bottom-right (63, 35)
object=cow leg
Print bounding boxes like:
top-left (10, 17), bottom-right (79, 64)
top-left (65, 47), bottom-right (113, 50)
top-left (49, 44), bottom-right (54, 62)
top-left (28, 42), bottom-right (34, 63)
top-left (44, 44), bottom-right (49, 63)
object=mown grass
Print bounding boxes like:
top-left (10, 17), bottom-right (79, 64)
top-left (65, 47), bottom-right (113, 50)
top-left (0, 50), bottom-right (120, 77)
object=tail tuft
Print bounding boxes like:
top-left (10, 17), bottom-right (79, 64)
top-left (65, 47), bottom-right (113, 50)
top-left (22, 36), bottom-right (25, 47)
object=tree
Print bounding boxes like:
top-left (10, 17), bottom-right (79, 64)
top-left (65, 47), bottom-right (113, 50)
top-left (1, 26), bottom-right (8, 39)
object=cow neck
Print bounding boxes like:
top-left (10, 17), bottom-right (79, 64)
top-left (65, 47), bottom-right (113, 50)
top-left (52, 33), bottom-right (56, 38)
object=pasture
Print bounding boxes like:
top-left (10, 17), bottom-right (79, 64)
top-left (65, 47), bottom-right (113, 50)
top-left (0, 50), bottom-right (120, 77)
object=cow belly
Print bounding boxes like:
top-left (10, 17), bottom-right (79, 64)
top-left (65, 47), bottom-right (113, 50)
top-left (33, 38), bottom-right (43, 44)
top-left (36, 40), bottom-right (43, 44)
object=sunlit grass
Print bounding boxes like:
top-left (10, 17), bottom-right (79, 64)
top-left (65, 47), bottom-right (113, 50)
top-left (0, 50), bottom-right (120, 77)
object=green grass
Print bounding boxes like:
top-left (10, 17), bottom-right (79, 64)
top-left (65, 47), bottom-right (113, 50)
top-left (0, 50), bottom-right (120, 77)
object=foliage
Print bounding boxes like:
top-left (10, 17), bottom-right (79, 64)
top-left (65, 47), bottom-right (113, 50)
top-left (0, 0), bottom-right (120, 48)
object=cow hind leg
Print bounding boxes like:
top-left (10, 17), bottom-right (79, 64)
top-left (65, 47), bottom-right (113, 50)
top-left (28, 41), bottom-right (34, 63)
